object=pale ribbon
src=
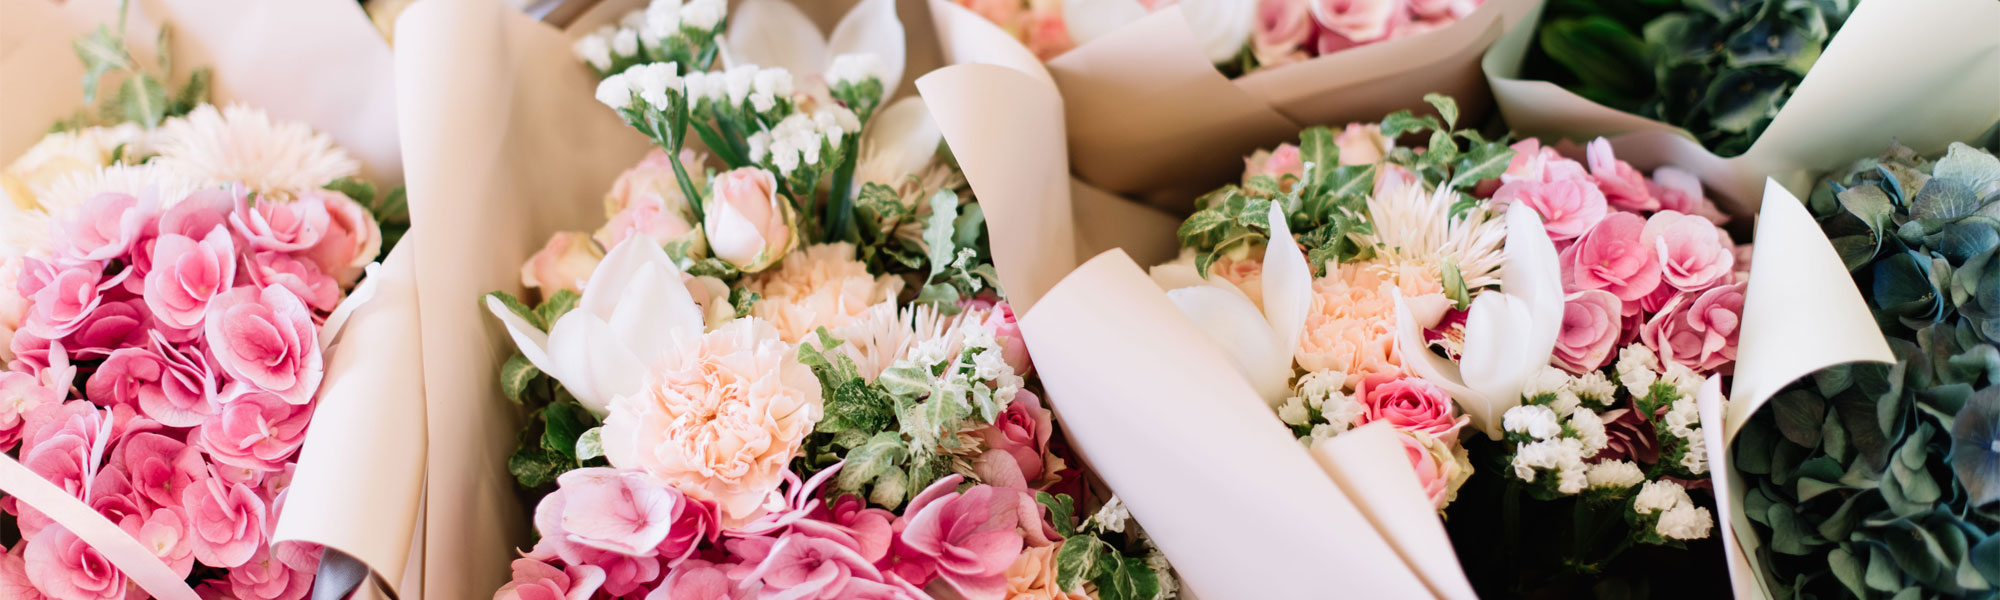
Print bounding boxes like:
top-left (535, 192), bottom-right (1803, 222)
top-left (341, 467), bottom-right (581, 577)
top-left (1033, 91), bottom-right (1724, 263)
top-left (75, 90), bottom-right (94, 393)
top-left (0, 455), bottom-right (199, 600)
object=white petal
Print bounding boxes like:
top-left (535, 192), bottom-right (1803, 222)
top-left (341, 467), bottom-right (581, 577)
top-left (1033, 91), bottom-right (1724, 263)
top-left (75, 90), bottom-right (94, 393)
top-left (1261, 205), bottom-right (1311, 369)
top-left (599, 395), bottom-right (642, 468)
top-left (1062, 0), bottom-right (1147, 46)
top-left (547, 314), bottom-right (651, 416)
top-left (826, 0), bottom-right (906, 92)
top-left (1148, 262), bottom-right (1208, 292)
top-left (604, 252), bottom-right (704, 364)
top-left (1178, 0), bottom-right (1256, 64)
top-left (486, 295), bottom-right (556, 377)
top-left (1393, 293), bottom-right (1481, 415)
top-left (855, 97), bottom-right (940, 188)
top-left (725, 0), bottom-right (829, 78)
top-left (1166, 286), bottom-right (1293, 406)
top-left (583, 238), bottom-right (702, 337)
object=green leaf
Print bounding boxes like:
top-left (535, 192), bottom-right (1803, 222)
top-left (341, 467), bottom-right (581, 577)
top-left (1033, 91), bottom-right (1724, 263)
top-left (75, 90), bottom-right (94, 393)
top-left (541, 402), bottom-right (596, 462)
top-left (118, 73), bottom-right (168, 128)
top-left (878, 362), bottom-right (935, 398)
top-left (1297, 126), bottom-right (1340, 193)
top-left (536, 289), bottom-right (582, 325)
top-left (1379, 110), bottom-right (1439, 139)
top-left (506, 445), bottom-right (569, 489)
top-left (324, 177), bottom-right (379, 206)
top-left (1036, 492), bottom-right (1079, 538)
top-left (1054, 534), bottom-right (1105, 592)
top-left (74, 25), bottom-right (129, 105)
top-left (485, 291), bottom-right (542, 330)
top-left (1092, 554), bottom-right (1163, 600)
top-left (1771, 389), bottom-right (1827, 448)
top-left (500, 354), bottom-right (540, 404)
top-left (1448, 143), bottom-right (1515, 191)
top-left (1423, 93), bottom-right (1459, 129)
top-left (835, 431), bottom-right (907, 497)
top-left (953, 202), bottom-right (986, 251)
top-left (172, 68), bottom-right (211, 116)
top-left (1538, 16), bottom-right (1651, 104)
top-left (1442, 259), bottom-right (1470, 309)
top-left (820, 379), bottom-right (897, 434)
top-left (923, 190), bottom-right (960, 281)
top-left (154, 26), bottom-right (172, 75)
top-left (575, 427), bottom-right (604, 460)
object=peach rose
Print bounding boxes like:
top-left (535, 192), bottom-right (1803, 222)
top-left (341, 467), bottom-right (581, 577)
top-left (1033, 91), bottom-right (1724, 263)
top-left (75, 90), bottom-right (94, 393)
top-left (520, 232), bottom-right (604, 294)
top-left (702, 167), bottom-right (797, 273)
top-left (1003, 544), bottom-right (1090, 600)
top-left (599, 318), bottom-right (822, 528)
top-left (1334, 123), bottom-right (1392, 166)
top-left (1244, 143), bottom-right (1306, 186)
top-left (1310, 0), bottom-right (1408, 44)
top-left (598, 149), bottom-right (702, 250)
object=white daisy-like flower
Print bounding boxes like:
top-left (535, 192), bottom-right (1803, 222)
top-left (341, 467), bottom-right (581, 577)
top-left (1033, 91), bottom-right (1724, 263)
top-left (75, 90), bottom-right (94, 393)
top-left (39, 163), bottom-right (199, 215)
top-left (1656, 503), bottom-right (1714, 540)
top-left (150, 104), bottom-right (359, 200)
top-left (1586, 460), bottom-right (1645, 490)
top-left (0, 202), bottom-right (54, 259)
top-left (1364, 178), bottom-right (1506, 291)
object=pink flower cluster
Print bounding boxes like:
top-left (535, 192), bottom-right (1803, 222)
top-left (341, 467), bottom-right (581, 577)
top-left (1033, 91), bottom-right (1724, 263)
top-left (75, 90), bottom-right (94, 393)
top-left (1254, 0), bottom-right (1485, 68)
top-left (0, 186), bottom-right (376, 600)
top-left (1491, 139), bottom-right (1746, 375)
top-left (498, 465), bottom-right (1066, 600)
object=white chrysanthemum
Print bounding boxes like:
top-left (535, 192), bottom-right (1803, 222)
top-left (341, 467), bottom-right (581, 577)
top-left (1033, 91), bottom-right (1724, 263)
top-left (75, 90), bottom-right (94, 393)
top-left (826, 53), bottom-right (882, 87)
top-left (680, 0), bottom-right (725, 31)
top-left (1615, 345), bottom-right (1661, 397)
top-left (150, 104), bottom-right (359, 200)
top-left (0, 202), bottom-right (53, 259)
top-left (749, 243), bottom-right (904, 344)
top-left (1364, 179), bottom-right (1506, 292)
top-left (1656, 503), bottom-right (1714, 540)
top-left (1569, 408), bottom-right (1609, 456)
top-left (1633, 479), bottom-right (1688, 515)
top-left (1503, 404), bottom-right (1562, 440)
top-left (820, 301), bottom-right (966, 382)
top-left (1586, 460), bottom-right (1645, 490)
top-left (1, 123), bottom-right (149, 211)
top-left (38, 163), bottom-right (199, 215)
top-left (1571, 371), bottom-right (1617, 407)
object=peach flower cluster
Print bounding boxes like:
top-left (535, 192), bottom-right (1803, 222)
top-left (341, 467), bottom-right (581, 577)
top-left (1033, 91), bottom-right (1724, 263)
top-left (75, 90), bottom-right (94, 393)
top-left (747, 242), bottom-right (904, 343)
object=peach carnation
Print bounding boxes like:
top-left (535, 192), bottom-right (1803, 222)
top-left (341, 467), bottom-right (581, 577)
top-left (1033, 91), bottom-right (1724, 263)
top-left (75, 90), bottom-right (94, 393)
top-left (1296, 261), bottom-right (1443, 384)
top-left (599, 318), bottom-right (824, 528)
top-left (747, 243), bottom-right (904, 343)
top-left (1004, 544), bottom-right (1091, 600)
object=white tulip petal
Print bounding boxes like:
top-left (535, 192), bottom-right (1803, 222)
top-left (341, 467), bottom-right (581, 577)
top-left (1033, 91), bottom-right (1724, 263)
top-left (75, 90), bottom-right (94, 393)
top-left (604, 258), bottom-right (700, 363)
top-left (855, 97), bottom-right (941, 188)
top-left (1148, 262), bottom-right (1207, 292)
top-left (1062, 0), bottom-right (1147, 46)
top-left (486, 295), bottom-right (556, 376)
top-left (826, 0), bottom-right (906, 93)
top-left (1167, 285), bottom-right (1294, 406)
top-left (725, 0), bottom-right (829, 79)
top-left (1261, 205), bottom-right (1311, 367)
top-left (547, 314), bottom-right (650, 416)
top-left (1393, 294), bottom-right (1481, 414)
top-left (599, 395), bottom-right (641, 467)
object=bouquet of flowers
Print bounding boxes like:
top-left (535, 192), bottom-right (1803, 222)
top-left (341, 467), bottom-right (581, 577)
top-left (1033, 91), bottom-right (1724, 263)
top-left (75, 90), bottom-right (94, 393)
top-left (0, 2), bottom-right (410, 598)
top-left (1150, 95), bottom-right (1752, 594)
top-left (926, 0), bottom-right (1540, 206)
top-left (477, 1), bottom-right (1175, 598)
top-left (950, 0), bottom-right (1486, 73)
top-left (1732, 142), bottom-right (2000, 598)
top-left (1483, 0), bottom-right (1999, 203)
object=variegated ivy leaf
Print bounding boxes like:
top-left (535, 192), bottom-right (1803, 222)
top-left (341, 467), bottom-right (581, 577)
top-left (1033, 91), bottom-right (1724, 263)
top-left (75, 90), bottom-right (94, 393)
top-left (835, 431), bottom-right (907, 497)
top-left (923, 190), bottom-right (959, 280)
top-left (575, 427), bottom-right (604, 461)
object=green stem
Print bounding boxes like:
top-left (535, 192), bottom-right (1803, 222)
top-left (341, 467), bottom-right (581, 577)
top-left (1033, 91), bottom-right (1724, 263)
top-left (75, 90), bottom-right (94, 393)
top-left (689, 119), bottom-right (748, 168)
top-left (825, 137), bottom-right (859, 243)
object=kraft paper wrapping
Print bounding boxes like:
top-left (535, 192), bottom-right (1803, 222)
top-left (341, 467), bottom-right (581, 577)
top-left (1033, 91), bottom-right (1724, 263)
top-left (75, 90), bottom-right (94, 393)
top-left (927, 0), bottom-right (1541, 206)
top-left (921, 58), bottom-right (1475, 597)
top-left (1485, 0), bottom-right (2000, 206)
top-left (1, 1), bottom-right (423, 598)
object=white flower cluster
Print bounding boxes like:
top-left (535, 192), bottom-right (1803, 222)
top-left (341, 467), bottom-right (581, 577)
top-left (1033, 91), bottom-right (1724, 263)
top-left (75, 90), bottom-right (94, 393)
top-left (1632, 480), bottom-right (1714, 540)
top-left (1512, 437), bottom-right (1590, 494)
top-left (1585, 460), bottom-right (1645, 490)
top-left (593, 62), bottom-right (683, 112)
top-left (683, 65), bottom-right (794, 114)
top-left (1504, 369), bottom-right (1619, 495)
top-left (1278, 370), bottom-right (1363, 446)
top-left (1614, 345), bottom-right (1660, 397)
top-left (573, 0), bottom-right (727, 72)
top-left (826, 53), bottom-right (883, 87)
top-left (1662, 396), bottom-right (1707, 475)
top-left (1092, 495), bottom-right (1131, 533)
top-left (748, 106), bottom-right (859, 175)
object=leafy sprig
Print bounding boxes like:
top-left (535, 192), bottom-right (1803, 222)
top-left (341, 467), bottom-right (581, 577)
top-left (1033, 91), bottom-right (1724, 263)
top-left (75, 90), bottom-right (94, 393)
top-left (55, 0), bottom-right (208, 132)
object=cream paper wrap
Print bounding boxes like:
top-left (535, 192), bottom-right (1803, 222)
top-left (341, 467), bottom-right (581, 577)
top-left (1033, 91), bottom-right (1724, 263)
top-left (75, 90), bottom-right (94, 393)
top-left (1484, 0), bottom-right (2000, 205)
top-left (0, 0), bottom-right (424, 598)
top-left (920, 30), bottom-right (1905, 595)
top-left (927, 0), bottom-right (1542, 206)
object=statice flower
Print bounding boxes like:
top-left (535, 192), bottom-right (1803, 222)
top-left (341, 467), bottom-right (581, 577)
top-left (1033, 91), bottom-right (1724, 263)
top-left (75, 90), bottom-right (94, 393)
top-left (1614, 344), bottom-right (1660, 397)
top-left (1503, 404), bottom-right (1561, 440)
top-left (1585, 460), bottom-right (1644, 490)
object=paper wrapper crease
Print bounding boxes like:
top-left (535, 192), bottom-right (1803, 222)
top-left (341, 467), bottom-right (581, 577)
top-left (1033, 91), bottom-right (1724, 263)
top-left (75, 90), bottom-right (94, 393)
top-left (1, 0), bottom-right (422, 598)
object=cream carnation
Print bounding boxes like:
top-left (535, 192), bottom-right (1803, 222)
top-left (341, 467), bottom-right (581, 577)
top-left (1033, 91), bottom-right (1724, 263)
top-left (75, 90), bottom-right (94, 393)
top-left (152, 104), bottom-right (360, 200)
top-left (598, 318), bottom-right (823, 528)
top-left (748, 243), bottom-right (903, 343)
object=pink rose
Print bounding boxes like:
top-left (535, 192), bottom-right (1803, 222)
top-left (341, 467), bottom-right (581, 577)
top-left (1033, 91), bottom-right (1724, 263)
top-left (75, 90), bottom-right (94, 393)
top-left (22, 527), bottom-right (124, 600)
top-left (1586, 138), bottom-right (1655, 212)
top-left (737, 532), bottom-right (885, 598)
top-left (959, 0), bottom-right (1027, 37)
top-left (896, 475), bottom-right (1024, 600)
top-left (976, 390), bottom-right (1055, 484)
top-left (227, 543), bottom-right (315, 600)
top-left (1244, 144), bottom-right (1305, 185)
top-left (1253, 0), bottom-right (1316, 67)
top-left (650, 559), bottom-right (745, 600)
top-left (595, 200), bottom-right (698, 250)
top-left (118, 432), bottom-right (206, 510)
top-left (1409, 0), bottom-right (1476, 19)
top-left (529, 467), bottom-right (707, 562)
top-left (65, 298), bottom-right (149, 357)
top-left (62, 192), bottom-right (154, 262)
top-left (296, 189), bottom-right (381, 287)
top-left (0, 371), bottom-right (62, 449)
top-left (1648, 167), bottom-right (1730, 225)
top-left (1310, 0), bottom-right (1408, 43)
top-left (605, 149), bottom-right (705, 214)
top-left (1553, 289), bottom-right (1622, 374)
top-left (144, 227), bottom-right (238, 330)
top-left (1355, 374), bottom-right (1464, 438)
top-left (200, 389), bottom-right (313, 473)
top-left (495, 558), bottom-right (607, 600)
top-left (1335, 123), bottom-right (1392, 166)
top-left (231, 191), bottom-right (331, 253)
top-left (1494, 179), bottom-right (1608, 242)
top-left (204, 285), bottom-right (322, 405)
top-left (21, 262), bottom-right (118, 340)
top-left (181, 474), bottom-right (268, 568)
top-left (246, 251), bottom-right (341, 312)
top-left (702, 167), bottom-right (796, 273)
top-left (1643, 210), bottom-right (1734, 292)
top-left (520, 232), bottom-right (604, 294)
top-left (1395, 430), bottom-right (1464, 509)
top-left (1560, 212), bottom-right (1662, 302)
top-left (1642, 282), bottom-right (1744, 373)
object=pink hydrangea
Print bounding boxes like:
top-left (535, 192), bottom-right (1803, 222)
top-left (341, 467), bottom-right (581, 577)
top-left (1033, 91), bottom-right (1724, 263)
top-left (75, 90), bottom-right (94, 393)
top-left (528, 468), bottom-right (712, 564)
top-left (1553, 289), bottom-right (1623, 373)
top-left (1643, 210), bottom-right (1734, 292)
top-left (296, 189), bottom-right (380, 287)
top-left (203, 285), bottom-right (322, 405)
top-left (1642, 281), bottom-right (1745, 374)
top-left (118, 431), bottom-right (206, 511)
top-left (199, 389), bottom-right (313, 473)
top-left (650, 559), bottom-right (744, 600)
top-left (22, 527), bottom-right (124, 600)
top-left (227, 543), bottom-right (315, 600)
top-left (65, 299), bottom-right (150, 357)
top-left (494, 558), bottom-right (607, 600)
top-left (181, 473), bottom-right (269, 568)
top-left (1560, 212), bottom-right (1661, 302)
top-left (21, 262), bottom-right (120, 341)
top-left (144, 227), bottom-right (238, 329)
top-left (735, 532), bottom-right (886, 598)
top-left (245, 251), bottom-right (341, 313)
top-left (0, 371), bottom-right (63, 449)
top-left (1586, 138), bottom-right (1654, 212)
top-left (1494, 178), bottom-right (1608, 243)
top-left (231, 191), bottom-right (330, 253)
top-left (62, 192), bottom-right (154, 262)
top-left (894, 475), bottom-right (1025, 600)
